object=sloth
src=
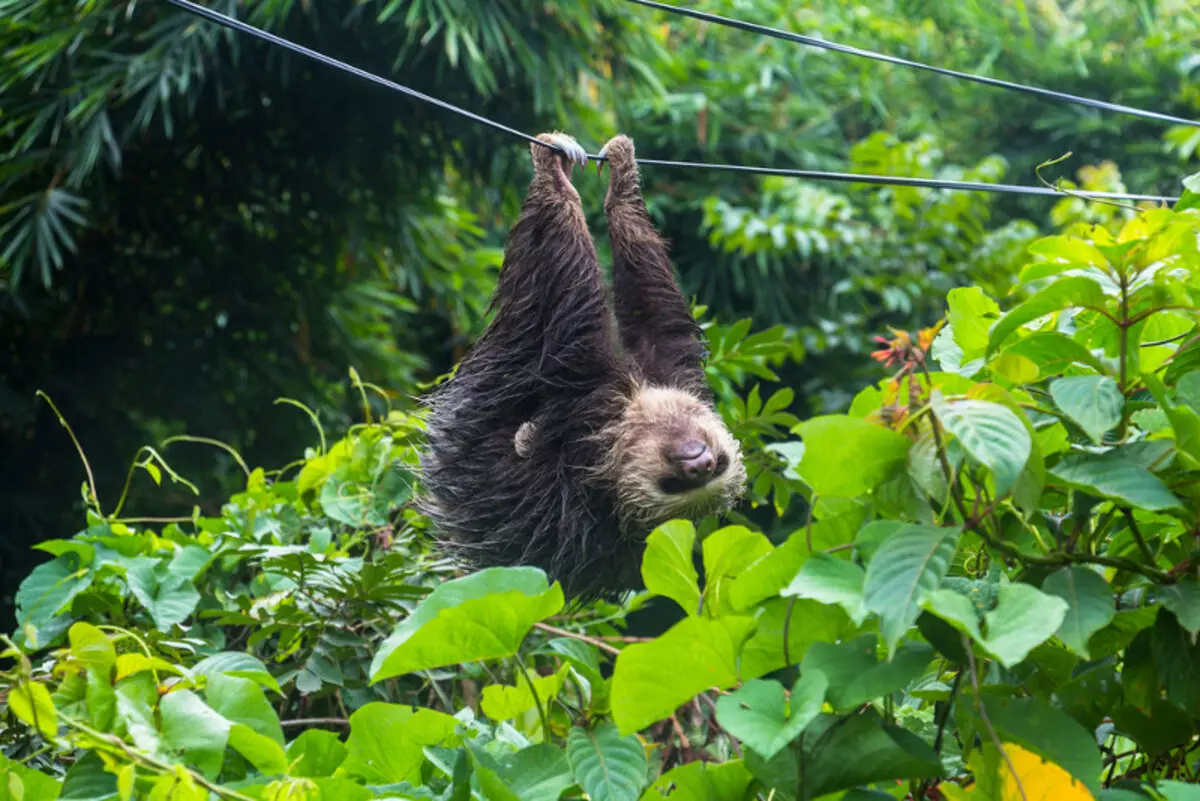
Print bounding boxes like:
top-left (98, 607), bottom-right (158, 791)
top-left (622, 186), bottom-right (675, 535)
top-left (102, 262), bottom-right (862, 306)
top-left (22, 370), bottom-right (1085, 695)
top-left (417, 132), bottom-right (746, 602)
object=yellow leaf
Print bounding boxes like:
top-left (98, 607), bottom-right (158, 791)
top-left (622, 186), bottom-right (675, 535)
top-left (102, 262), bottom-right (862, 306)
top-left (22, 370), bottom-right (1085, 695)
top-left (938, 742), bottom-right (1093, 800)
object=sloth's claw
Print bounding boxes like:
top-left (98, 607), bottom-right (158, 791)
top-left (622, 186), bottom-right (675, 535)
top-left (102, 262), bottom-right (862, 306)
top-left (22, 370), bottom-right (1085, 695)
top-left (536, 132), bottom-right (587, 169)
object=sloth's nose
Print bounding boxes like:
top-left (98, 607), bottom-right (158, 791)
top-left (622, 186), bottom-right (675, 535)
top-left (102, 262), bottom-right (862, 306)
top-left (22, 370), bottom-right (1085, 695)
top-left (677, 440), bottom-right (716, 480)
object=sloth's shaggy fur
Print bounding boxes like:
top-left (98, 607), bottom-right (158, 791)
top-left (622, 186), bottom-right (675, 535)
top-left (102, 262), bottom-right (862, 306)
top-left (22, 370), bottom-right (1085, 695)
top-left (417, 132), bottom-right (746, 601)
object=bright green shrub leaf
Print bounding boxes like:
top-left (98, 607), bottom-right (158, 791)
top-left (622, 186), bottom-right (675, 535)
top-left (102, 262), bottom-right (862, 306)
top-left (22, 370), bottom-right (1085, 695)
top-left (370, 566), bottom-right (563, 681)
top-left (1042, 567), bottom-right (1115, 658)
top-left (801, 634), bottom-right (934, 712)
top-left (58, 755), bottom-right (117, 801)
top-left (800, 709), bottom-right (943, 797)
top-left (1050, 452), bottom-right (1183, 511)
top-left (467, 745), bottom-right (522, 801)
top-left (863, 524), bottom-right (962, 657)
top-left (480, 664), bottom-right (568, 722)
top-left (0, 754), bottom-right (61, 801)
top-left (982, 583), bottom-right (1069, 668)
top-left (931, 393), bottom-right (1031, 495)
top-left (341, 703), bottom-right (460, 784)
top-left (1176, 370), bottom-right (1200, 414)
top-left (1000, 331), bottom-right (1108, 375)
top-left (920, 589), bottom-right (983, 641)
top-left (714, 673), bottom-right (826, 760)
top-left (792, 415), bottom-right (912, 498)
top-left (115, 682), bottom-right (162, 756)
top-left (114, 654), bottom-right (182, 681)
top-left (1157, 781), bottom-right (1200, 801)
top-left (565, 723), bottom-right (648, 801)
top-left (739, 599), bottom-right (855, 681)
top-left (285, 729), bottom-right (347, 778)
top-left (159, 690), bottom-right (231, 778)
top-left (979, 696), bottom-right (1102, 795)
top-left (15, 553), bottom-right (93, 636)
top-left (125, 562), bottom-right (200, 632)
top-left (205, 674), bottom-right (284, 744)
top-left (85, 668), bottom-right (116, 731)
top-left (1086, 606), bottom-right (1158, 660)
top-left (10, 681), bottom-right (57, 739)
top-left (990, 352), bottom-right (1039, 384)
top-left (947, 286), bottom-right (1001, 361)
top-left (1158, 579), bottom-right (1200, 634)
top-left (611, 615), bottom-right (757, 734)
top-left (642, 760), bottom-right (755, 801)
top-left (1049, 375), bottom-right (1124, 444)
top-left (191, 652), bottom-right (280, 694)
top-left (503, 745), bottom-right (574, 801)
top-left (228, 724), bottom-right (288, 776)
top-left (68, 622), bottom-right (115, 673)
top-left (641, 519), bottom-right (700, 615)
top-left (1027, 234), bottom-right (1109, 268)
top-left (728, 530), bottom-right (810, 611)
top-left (702, 525), bottom-right (774, 614)
top-left (987, 276), bottom-right (1108, 354)
top-left (781, 552), bottom-right (867, 625)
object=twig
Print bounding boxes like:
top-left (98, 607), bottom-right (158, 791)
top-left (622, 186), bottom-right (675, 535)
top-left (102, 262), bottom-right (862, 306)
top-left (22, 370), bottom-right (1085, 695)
top-left (1122, 508), bottom-right (1157, 567)
top-left (280, 717), bottom-right (349, 727)
top-left (535, 622), bottom-right (622, 656)
top-left (963, 635), bottom-right (1028, 801)
top-left (514, 651), bottom-right (551, 742)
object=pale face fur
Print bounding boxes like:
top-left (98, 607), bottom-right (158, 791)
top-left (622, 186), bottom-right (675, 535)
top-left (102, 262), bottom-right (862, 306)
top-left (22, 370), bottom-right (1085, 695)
top-left (596, 384), bottom-right (746, 532)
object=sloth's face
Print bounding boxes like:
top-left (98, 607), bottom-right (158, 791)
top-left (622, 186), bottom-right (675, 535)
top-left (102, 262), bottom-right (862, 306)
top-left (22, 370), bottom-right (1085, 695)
top-left (602, 385), bottom-right (747, 532)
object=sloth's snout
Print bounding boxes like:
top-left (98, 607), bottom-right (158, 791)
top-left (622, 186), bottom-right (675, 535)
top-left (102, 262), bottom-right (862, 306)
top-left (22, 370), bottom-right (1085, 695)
top-left (677, 440), bottom-right (716, 480)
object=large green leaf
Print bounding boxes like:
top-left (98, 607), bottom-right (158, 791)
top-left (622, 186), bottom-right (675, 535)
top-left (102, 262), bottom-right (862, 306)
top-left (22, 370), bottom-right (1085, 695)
top-left (799, 709), bottom-right (943, 797)
top-left (370, 566), bottom-right (563, 681)
top-left (285, 730), bottom-right (347, 778)
top-left (340, 703), bottom-right (460, 784)
top-left (862, 524), bottom-right (962, 657)
top-left (987, 276), bottom-right (1108, 354)
top-left (0, 754), bottom-right (61, 801)
top-left (781, 552), bottom-right (867, 625)
top-left (1049, 375), bottom-right (1125, 445)
top-left (504, 745), bottom-right (574, 801)
top-left (159, 690), bottom-right (231, 778)
top-left (980, 583), bottom-right (1069, 668)
top-left (946, 286), bottom-right (1001, 362)
top-left (1042, 567), bottom-right (1115, 658)
top-left (999, 331), bottom-right (1108, 375)
top-left (204, 674), bottom-right (284, 744)
top-left (1158, 579), bottom-right (1200, 635)
top-left (978, 696), bottom-right (1102, 795)
top-left (792, 415), bottom-right (912, 498)
top-left (640, 519), bottom-right (701, 616)
top-left (931, 393), bottom-right (1031, 495)
top-left (714, 673), bottom-right (827, 760)
top-left (702, 525), bottom-right (775, 614)
top-left (611, 615), bottom-right (757, 734)
top-left (800, 635), bottom-right (934, 712)
top-left (642, 760), bottom-right (756, 801)
top-left (1050, 452), bottom-right (1183, 511)
top-left (565, 723), bottom-right (648, 801)
top-left (125, 562), bottom-right (200, 632)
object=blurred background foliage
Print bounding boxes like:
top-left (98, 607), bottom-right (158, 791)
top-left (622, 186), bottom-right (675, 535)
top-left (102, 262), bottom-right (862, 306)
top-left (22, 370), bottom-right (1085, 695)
top-left (2, 0), bottom-right (1198, 624)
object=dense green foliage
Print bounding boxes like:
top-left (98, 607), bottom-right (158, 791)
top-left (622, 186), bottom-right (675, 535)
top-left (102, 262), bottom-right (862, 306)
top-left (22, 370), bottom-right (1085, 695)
top-left (6, 0), bottom-right (1200, 798)
top-left (7, 187), bottom-right (1200, 798)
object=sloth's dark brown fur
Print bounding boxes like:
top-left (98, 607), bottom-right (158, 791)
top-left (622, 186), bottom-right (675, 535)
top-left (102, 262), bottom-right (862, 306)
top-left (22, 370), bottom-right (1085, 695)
top-left (417, 132), bottom-right (746, 601)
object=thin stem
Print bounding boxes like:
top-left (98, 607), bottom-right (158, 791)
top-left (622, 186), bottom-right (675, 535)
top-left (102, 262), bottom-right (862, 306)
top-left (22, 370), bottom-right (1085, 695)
top-left (1122, 508), bottom-right (1157, 567)
top-left (963, 636), bottom-right (1028, 801)
top-left (534, 622), bottom-right (622, 656)
top-left (280, 717), bottom-right (349, 728)
top-left (514, 651), bottom-right (550, 742)
top-left (782, 597), bottom-right (797, 667)
top-left (36, 391), bottom-right (101, 514)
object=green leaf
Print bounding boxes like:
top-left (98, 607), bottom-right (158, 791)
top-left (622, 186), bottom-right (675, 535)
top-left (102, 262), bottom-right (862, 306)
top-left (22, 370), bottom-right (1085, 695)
top-left (781, 552), bottom-right (867, 625)
top-left (1153, 610), bottom-right (1200, 715)
top-left (611, 616), bottom-right (757, 734)
top-left (191, 652), bottom-right (280, 694)
top-left (987, 276), bottom-right (1108, 354)
top-left (1050, 452), bottom-right (1183, 511)
top-left (643, 760), bottom-right (755, 801)
top-left (1176, 370), bottom-right (1200, 415)
top-left (714, 673), bottom-right (827, 760)
top-left (15, 553), bottom-right (93, 637)
top-left (159, 690), bottom-right (231, 778)
top-left (1158, 580), bottom-right (1200, 635)
top-left (480, 665), bottom-right (568, 722)
top-left (340, 703), bottom-right (460, 784)
top-left (863, 524), bottom-right (962, 657)
top-left (978, 696), bottom-right (1102, 795)
top-left (9, 681), bottom-right (57, 739)
top-left (1157, 781), bottom-right (1200, 801)
top-left (285, 729), bottom-right (347, 778)
top-left (228, 724), bottom-right (288, 776)
top-left (1000, 331), bottom-right (1108, 375)
top-left (728, 531), bottom-right (810, 611)
top-left (1049, 375), bottom-right (1125, 445)
top-left (800, 635), bottom-right (935, 712)
top-left (204, 674), bottom-right (284, 744)
top-left (641, 520), bottom-right (701, 615)
top-left (68, 623), bottom-right (115, 674)
top-left (125, 562), bottom-right (200, 632)
top-left (990, 352), bottom-right (1039, 384)
top-left (505, 745), bottom-right (574, 801)
top-left (1042, 567), bottom-right (1115, 658)
top-left (738, 599), bottom-right (856, 681)
top-left (946, 286), bottom-right (1001, 361)
top-left (981, 583), bottom-right (1069, 668)
top-left (931, 393), bottom-right (1031, 495)
top-left (565, 723), bottom-right (648, 801)
top-left (370, 566), bottom-right (563, 681)
top-left (702, 525), bottom-right (775, 614)
top-left (0, 754), bottom-right (61, 801)
top-left (800, 709), bottom-right (944, 797)
top-left (792, 415), bottom-right (912, 498)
